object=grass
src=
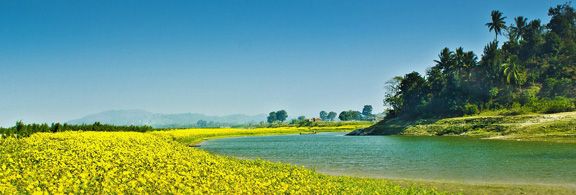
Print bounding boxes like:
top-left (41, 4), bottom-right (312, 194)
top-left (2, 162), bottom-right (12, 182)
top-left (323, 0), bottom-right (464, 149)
top-left (363, 111), bottom-right (576, 143)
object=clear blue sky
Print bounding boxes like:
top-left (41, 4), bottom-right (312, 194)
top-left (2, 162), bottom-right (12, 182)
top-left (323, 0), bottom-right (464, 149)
top-left (0, 0), bottom-right (567, 126)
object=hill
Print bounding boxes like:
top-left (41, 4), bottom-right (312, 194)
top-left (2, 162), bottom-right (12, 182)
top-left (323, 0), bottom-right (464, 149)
top-left (67, 110), bottom-right (266, 128)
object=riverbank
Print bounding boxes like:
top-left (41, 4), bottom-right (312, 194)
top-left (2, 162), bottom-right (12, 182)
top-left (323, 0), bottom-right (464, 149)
top-left (388, 178), bottom-right (576, 195)
top-left (353, 111), bottom-right (576, 143)
top-left (202, 132), bottom-right (576, 195)
top-left (320, 170), bottom-right (576, 194)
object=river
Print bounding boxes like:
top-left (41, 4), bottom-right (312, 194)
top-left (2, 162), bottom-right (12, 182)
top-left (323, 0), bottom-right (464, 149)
top-left (201, 132), bottom-right (576, 187)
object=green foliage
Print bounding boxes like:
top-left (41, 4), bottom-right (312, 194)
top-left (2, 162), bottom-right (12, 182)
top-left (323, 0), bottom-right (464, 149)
top-left (319, 111), bottom-right (328, 121)
top-left (464, 103), bottom-right (480, 115)
top-left (267, 112), bottom-right (277, 123)
top-left (500, 102), bottom-right (533, 116)
top-left (267, 110), bottom-right (289, 123)
top-left (362, 105), bottom-right (373, 116)
top-left (289, 116), bottom-right (313, 127)
top-left (338, 111), bottom-right (362, 121)
top-left (486, 10), bottom-right (507, 41)
top-left (0, 121), bottom-right (153, 138)
top-left (383, 3), bottom-right (576, 119)
top-left (327, 112), bottom-right (337, 121)
top-left (196, 120), bottom-right (208, 127)
top-left (519, 85), bottom-right (541, 105)
top-left (276, 110), bottom-right (288, 122)
top-left (534, 97), bottom-right (576, 113)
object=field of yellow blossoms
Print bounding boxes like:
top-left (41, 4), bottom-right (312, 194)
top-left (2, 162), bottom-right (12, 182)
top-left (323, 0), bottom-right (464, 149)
top-left (151, 125), bottom-right (369, 144)
top-left (0, 128), bottom-right (441, 194)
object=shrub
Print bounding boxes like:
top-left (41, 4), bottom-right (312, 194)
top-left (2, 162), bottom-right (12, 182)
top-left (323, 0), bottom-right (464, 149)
top-left (519, 85), bottom-right (541, 105)
top-left (463, 103), bottom-right (479, 115)
top-left (501, 102), bottom-right (532, 116)
top-left (533, 97), bottom-right (576, 114)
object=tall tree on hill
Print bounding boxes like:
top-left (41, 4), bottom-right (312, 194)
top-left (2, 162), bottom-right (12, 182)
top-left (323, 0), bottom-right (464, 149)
top-left (486, 10), bottom-right (507, 41)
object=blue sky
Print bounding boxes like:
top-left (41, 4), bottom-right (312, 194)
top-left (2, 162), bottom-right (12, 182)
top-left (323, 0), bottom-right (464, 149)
top-left (0, 0), bottom-right (567, 126)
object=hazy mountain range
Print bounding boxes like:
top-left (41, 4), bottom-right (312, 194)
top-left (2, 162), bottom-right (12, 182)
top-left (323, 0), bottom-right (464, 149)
top-left (67, 110), bottom-right (266, 128)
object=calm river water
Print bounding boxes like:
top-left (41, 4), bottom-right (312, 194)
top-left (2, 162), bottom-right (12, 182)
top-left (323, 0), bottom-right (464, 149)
top-left (201, 132), bottom-right (576, 186)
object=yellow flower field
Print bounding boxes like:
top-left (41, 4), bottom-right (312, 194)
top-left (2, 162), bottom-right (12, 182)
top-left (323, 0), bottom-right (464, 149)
top-left (152, 125), bottom-right (368, 144)
top-left (0, 130), bottom-right (440, 194)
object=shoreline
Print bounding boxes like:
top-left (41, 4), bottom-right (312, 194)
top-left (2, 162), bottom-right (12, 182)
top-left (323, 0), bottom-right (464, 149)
top-left (356, 111), bottom-right (576, 144)
top-left (319, 169), bottom-right (576, 189)
top-left (192, 130), bottom-right (576, 194)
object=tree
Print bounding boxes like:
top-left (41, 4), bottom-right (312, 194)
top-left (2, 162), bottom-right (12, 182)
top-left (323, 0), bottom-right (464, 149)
top-left (547, 3), bottom-right (576, 40)
top-left (319, 111), bottom-right (328, 121)
top-left (50, 123), bottom-right (62, 133)
top-left (502, 60), bottom-right (523, 86)
top-left (338, 111), bottom-right (362, 121)
top-left (480, 41), bottom-right (502, 85)
top-left (267, 112), bottom-right (277, 123)
top-left (383, 76), bottom-right (404, 116)
top-left (196, 120), bottom-right (208, 127)
top-left (362, 105), bottom-right (373, 120)
top-left (398, 72), bottom-right (427, 116)
top-left (434, 48), bottom-right (455, 74)
top-left (275, 110), bottom-right (288, 122)
top-left (486, 10), bottom-right (507, 41)
top-left (327, 112), bottom-right (337, 121)
top-left (15, 121), bottom-right (25, 133)
top-left (510, 16), bottom-right (528, 42)
top-left (380, 4), bottom-right (576, 119)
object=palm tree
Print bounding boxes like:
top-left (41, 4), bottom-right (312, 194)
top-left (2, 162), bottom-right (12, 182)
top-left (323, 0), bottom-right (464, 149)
top-left (434, 48), bottom-right (454, 74)
top-left (447, 47), bottom-right (477, 82)
top-left (462, 51), bottom-right (477, 81)
top-left (510, 16), bottom-right (527, 42)
top-left (480, 41), bottom-right (502, 84)
top-left (462, 51), bottom-right (477, 69)
top-left (502, 61), bottom-right (522, 86)
top-left (486, 10), bottom-right (507, 41)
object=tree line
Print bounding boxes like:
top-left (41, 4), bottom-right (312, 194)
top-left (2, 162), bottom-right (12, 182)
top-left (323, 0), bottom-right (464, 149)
top-left (0, 121), bottom-right (153, 138)
top-left (266, 105), bottom-right (376, 125)
top-left (267, 110), bottom-right (288, 123)
top-left (336, 105), bottom-right (374, 121)
top-left (384, 3), bottom-right (576, 119)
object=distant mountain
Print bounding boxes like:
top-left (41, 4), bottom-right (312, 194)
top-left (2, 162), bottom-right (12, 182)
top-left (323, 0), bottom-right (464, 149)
top-left (67, 110), bottom-right (266, 128)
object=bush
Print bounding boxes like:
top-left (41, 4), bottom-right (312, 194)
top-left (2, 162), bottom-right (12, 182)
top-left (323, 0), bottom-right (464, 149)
top-left (463, 103), bottom-right (479, 115)
top-left (519, 85), bottom-right (541, 105)
top-left (501, 102), bottom-right (532, 116)
top-left (532, 97), bottom-right (576, 114)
